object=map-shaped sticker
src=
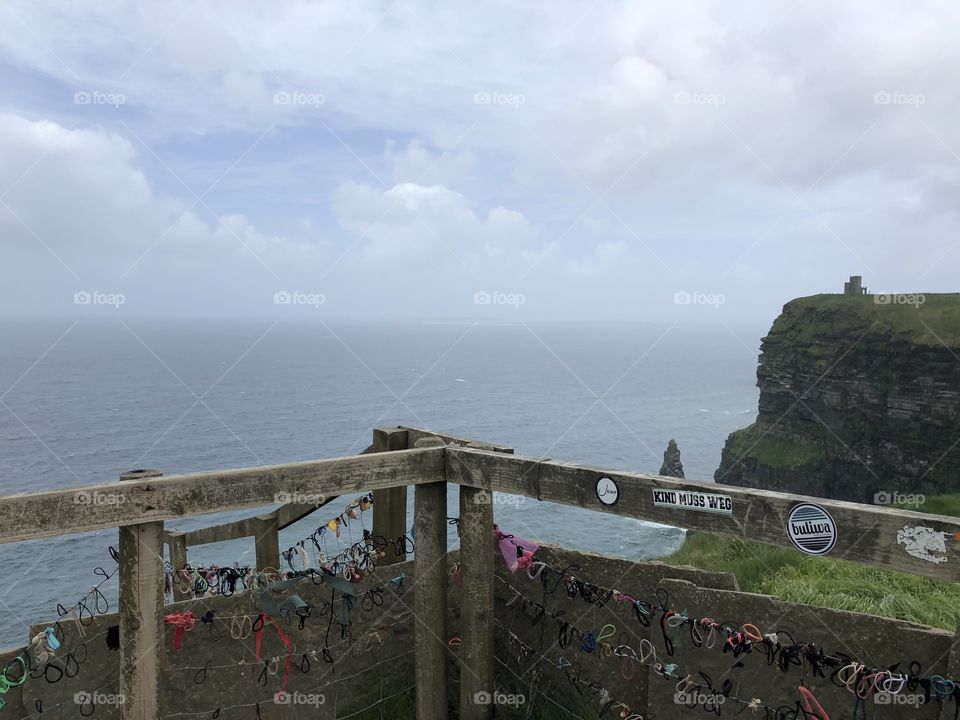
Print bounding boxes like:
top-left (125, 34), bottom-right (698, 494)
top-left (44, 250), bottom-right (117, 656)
top-left (896, 525), bottom-right (949, 565)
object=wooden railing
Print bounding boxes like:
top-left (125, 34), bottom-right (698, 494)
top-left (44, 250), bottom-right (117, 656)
top-left (159, 426), bottom-right (513, 601)
top-left (1, 426), bottom-right (958, 720)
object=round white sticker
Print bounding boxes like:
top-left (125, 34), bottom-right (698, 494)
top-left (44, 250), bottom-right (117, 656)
top-left (786, 503), bottom-right (837, 555)
top-left (596, 476), bottom-right (619, 506)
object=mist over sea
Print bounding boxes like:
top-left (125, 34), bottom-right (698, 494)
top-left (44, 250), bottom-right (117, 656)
top-left (0, 318), bottom-right (760, 647)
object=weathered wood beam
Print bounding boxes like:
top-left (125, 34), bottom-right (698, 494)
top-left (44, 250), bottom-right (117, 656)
top-left (372, 427), bottom-right (411, 566)
top-left (0, 447), bottom-right (444, 544)
top-left (277, 498), bottom-right (335, 530)
top-left (118, 469), bottom-right (164, 720)
top-left (165, 496), bottom-right (337, 548)
top-left (254, 514), bottom-right (281, 571)
top-left (400, 425), bottom-right (514, 454)
top-left (413, 479), bottom-right (449, 720)
top-left (166, 531), bottom-right (189, 602)
top-left (162, 446), bottom-right (377, 548)
top-left (167, 516), bottom-right (262, 548)
top-left (445, 447), bottom-right (960, 582)
top-left (458, 486), bottom-right (495, 720)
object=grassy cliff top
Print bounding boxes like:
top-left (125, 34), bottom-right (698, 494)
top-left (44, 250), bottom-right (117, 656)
top-left (666, 534), bottom-right (960, 629)
top-left (769, 293), bottom-right (960, 348)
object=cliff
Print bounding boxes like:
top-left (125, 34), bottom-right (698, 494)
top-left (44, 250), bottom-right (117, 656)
top-left (716, 294), bottom-right (960, 502)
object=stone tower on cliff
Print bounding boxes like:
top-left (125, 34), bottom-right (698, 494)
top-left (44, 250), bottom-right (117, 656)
top-left (843, 275), bottom-right (869, 295)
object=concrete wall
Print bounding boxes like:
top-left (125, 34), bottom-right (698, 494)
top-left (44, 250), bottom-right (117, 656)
top-left (647, 578), bottom-right (951, 720)
top-left (2, 561), bottom-right (418, 719)
top-left (492, 544), bottom-right (739, 718)
top-left (3, 545), bottom-right (958, 719)
top-left (494, 544), bottom-right (956, 720)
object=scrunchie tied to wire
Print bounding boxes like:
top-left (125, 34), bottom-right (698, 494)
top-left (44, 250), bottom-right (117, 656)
top-left (163, 611), bottom-right (196, 651)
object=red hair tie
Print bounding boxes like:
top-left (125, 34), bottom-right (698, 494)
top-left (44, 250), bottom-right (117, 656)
top-left (163, 611), bottom-right (196, 650)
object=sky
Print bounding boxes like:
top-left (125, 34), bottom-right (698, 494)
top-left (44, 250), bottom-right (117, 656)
top-left (0, 0), bottom-right (958, 324)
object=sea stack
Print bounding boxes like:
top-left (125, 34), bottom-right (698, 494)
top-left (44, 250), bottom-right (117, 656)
top-left (660, 439), bottom-right (685, 478)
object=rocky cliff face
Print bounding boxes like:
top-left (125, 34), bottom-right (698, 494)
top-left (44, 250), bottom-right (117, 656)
top-left (716, 294), bottom-right (960, 502)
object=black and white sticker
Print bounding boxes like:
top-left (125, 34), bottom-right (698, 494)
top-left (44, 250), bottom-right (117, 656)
top-left (596, 476), bottom-right (619, 506)
top-left (786, 503), bottom-right (837, 555)
top-left (897, 525), bottom-right (949, 564)
top-left (652, 489), bottom-right (733, 515)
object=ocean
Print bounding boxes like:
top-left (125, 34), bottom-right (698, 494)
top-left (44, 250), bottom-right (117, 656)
top-left (0, 318), bottom-right (761, 647)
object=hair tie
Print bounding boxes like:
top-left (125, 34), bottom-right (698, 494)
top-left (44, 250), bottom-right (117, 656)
top-left (638, 639), bottom-right (657, 664)
top-left (163, 611), bottom-right (196, 651)
top-left (44, 627), bottom-right (61, 651)
top-left (581, 633), bottom-right (597, 653)
top-left (798, 686), bottom-right (829, 720)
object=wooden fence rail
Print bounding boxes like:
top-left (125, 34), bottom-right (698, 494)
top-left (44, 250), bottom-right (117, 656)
top-left (444, 445), bottom-right (960, 582)
top-left (0, 426), bottom-right (957, 720)
top-left (0, 446), bottom-right (443, 544)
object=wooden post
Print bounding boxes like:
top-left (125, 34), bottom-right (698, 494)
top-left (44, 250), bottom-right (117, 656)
top-left (254, 514), bottom-right (280, 571)
top-left (167, 531), bottom-right (189, 602)
top-left (459, 485), bottom-right (495, 720)
top-left (414, 468), bottom-right (449, 720)
top-left (118, 469), bottom-right (165, 720)
top-left (372, 426), bottom-right (410, 566)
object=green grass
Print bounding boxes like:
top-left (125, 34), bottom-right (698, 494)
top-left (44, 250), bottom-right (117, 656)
top-left (774, 293), bottom-right (960, 348)
top-left (896, 492), bottom-right (960, 517)
top-left (665, 534), bottom-right (960, 630)
top-left (724, 423), bottom-right (826, 469)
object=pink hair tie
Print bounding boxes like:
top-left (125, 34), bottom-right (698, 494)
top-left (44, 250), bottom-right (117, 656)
top-left (511, 550), bottom-right (535, 573)
top-left (798, 686), bottom-right (829, 720)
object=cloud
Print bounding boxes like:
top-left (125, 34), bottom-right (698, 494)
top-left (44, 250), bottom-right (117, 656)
top-left (386, 139), bottom-right (475, 187)
top-left (0, 114), bottom-right (168, 252)
top-left (0, 113), bottom-right (329, 314)
top-left (2, 2), bottom-right (960, 320)
top-left (334, 180), bottom-right (542, 269)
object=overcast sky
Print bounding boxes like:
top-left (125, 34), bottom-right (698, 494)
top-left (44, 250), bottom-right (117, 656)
top-left (0, 1), bottom-right (957, 323)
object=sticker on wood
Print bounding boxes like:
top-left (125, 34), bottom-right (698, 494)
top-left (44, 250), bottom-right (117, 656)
top-left (786, 503), bottom-right (837, 555)
top-left (652, 489), bottom-right (732, 515)
top-left (595, 476), bottom-right (619, 506)
top-left (897, 525), bottom-right (949, 564)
